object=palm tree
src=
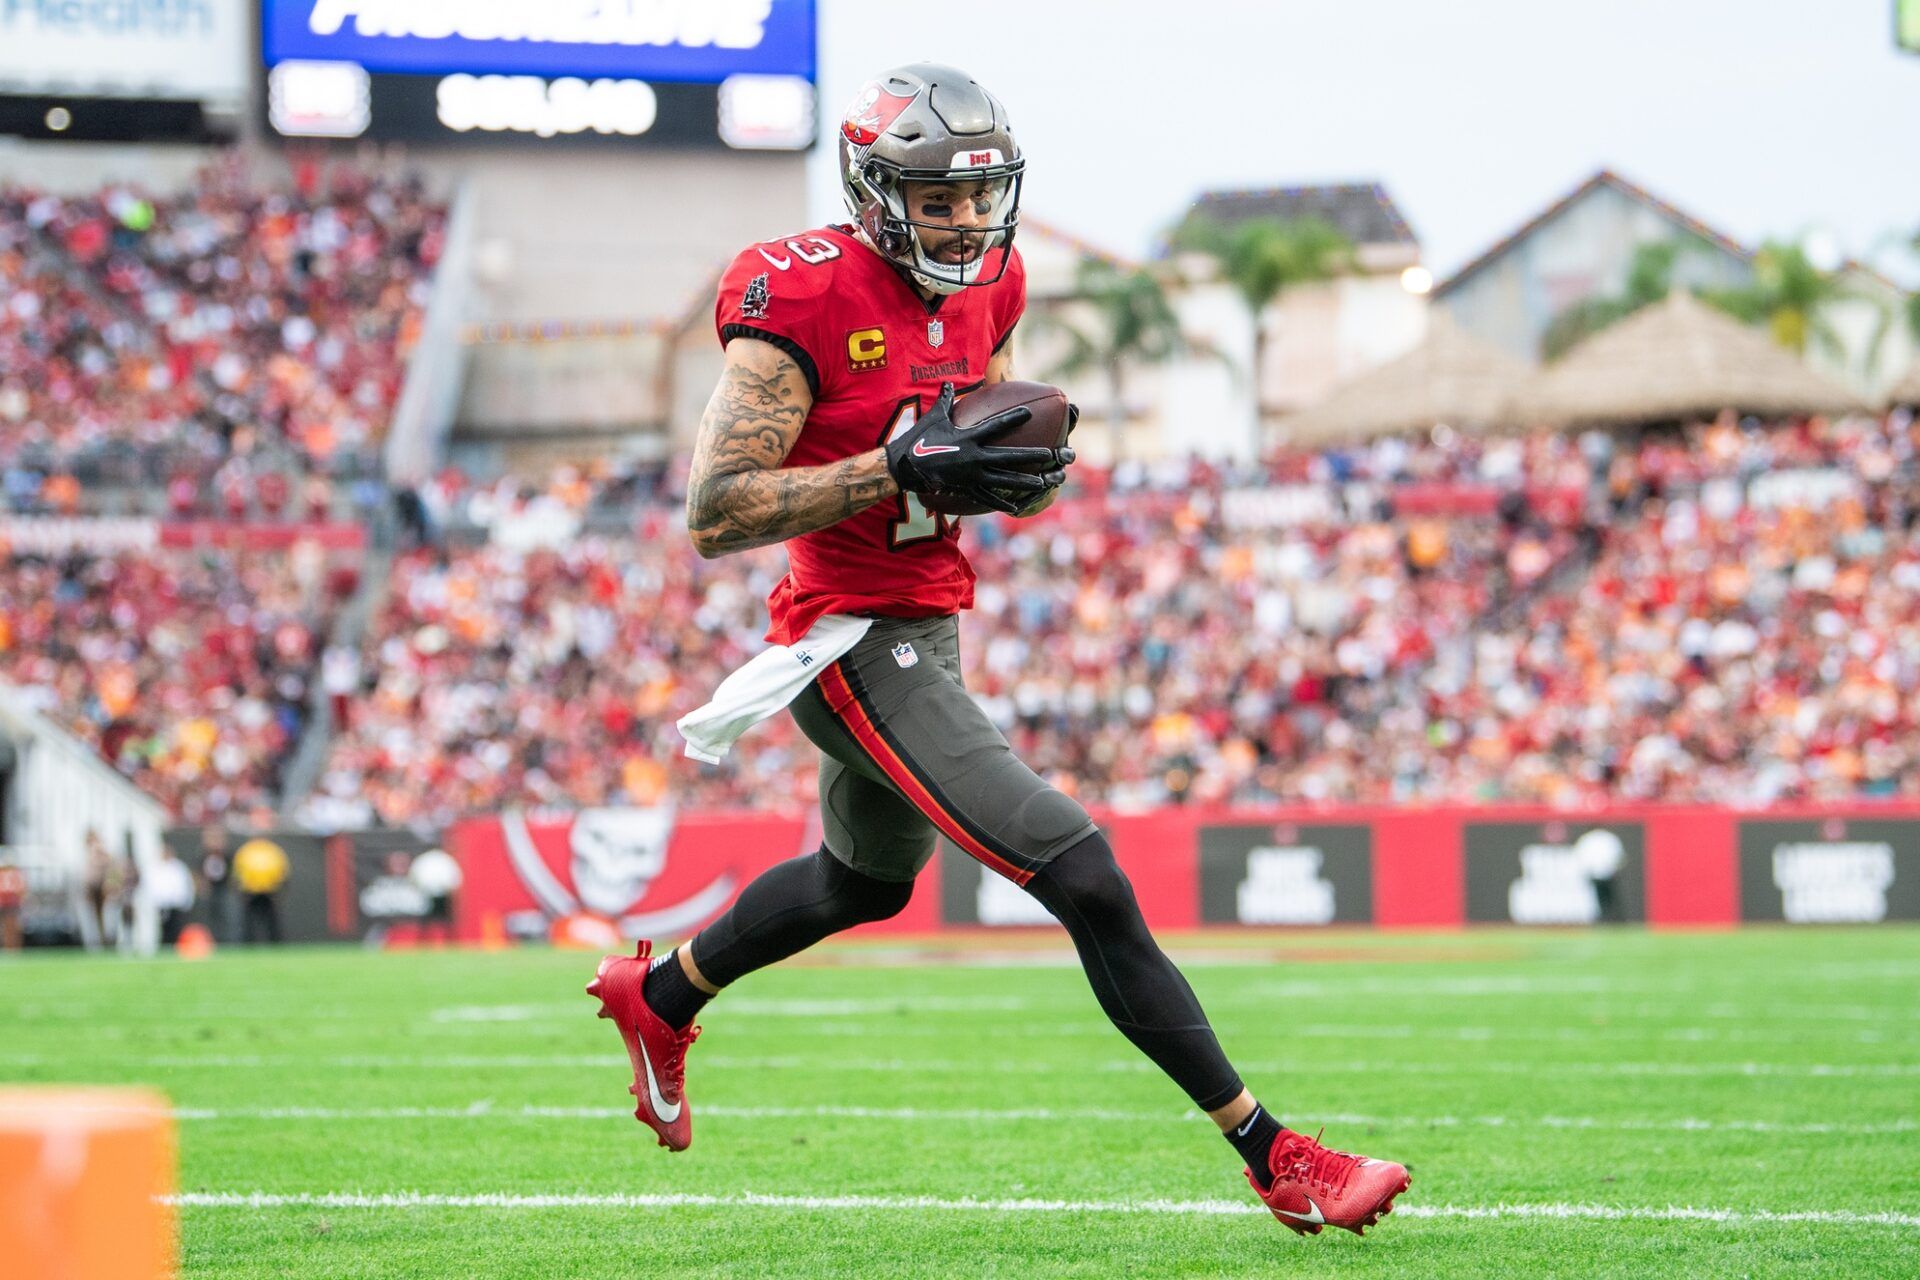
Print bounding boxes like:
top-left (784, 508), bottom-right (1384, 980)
top-left (1169, 215), bottom-right (1352, 427)
top-left (1035, 258), bottom-right (1200, 461)
top-left (1701, 240), bottom-right (1850, 361)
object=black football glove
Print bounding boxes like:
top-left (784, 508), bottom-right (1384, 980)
top-left (885, 382), bottom-right (1070, 502)
top-left (985, 402), bottom-right (1081, 516)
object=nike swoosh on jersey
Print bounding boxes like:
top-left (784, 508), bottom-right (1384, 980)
top-left (638, 1038), bottom-right (682, 1123)
top-left (1274, 1196), bottom-right (1326, 1226)
top-left (757, 246), bottom-right (792, 270)
top-left (912, 440), bottom-right (961, 456)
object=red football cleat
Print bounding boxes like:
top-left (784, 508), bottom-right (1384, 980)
top-left (1246, 1128), bottom-right (1410, 1237)
top-left (585, 940), bottom-right (701, 1151)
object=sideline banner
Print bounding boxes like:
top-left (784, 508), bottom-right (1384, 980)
top-left (1464, 821), bottom-right (1645, 925)
top-left (445, 808), bottom-right (941, 943)
top-left (1198, 821), bottom-right (1373, 926)
top-left (1737, 817), bottom-right (1920, 924)
top-left (433, 803), bottom-right (1920, 940)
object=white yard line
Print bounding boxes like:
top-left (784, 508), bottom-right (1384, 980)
top-left (7, 1051), bottom-right (1917, 1078)
top-left (424, 1010), bottom-right (1905, 1046)
top-left (163, 1102), bottom-right (1918, 1137)
top-left (160, 1190), bottom-right (1920, 1229)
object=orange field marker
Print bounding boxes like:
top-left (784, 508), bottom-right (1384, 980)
top-left (176, 924), bottom-right (215, 960)
top-left (0, 1087), bottom-right (177, 1279)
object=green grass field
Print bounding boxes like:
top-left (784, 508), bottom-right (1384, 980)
top-left (4, 928), bottom-right (1918, 1278)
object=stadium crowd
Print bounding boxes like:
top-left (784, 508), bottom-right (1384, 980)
top-left (0, 541), bottom-right (355, 822)
top-left (0, 160), bottom-right (443, 517)
top-left (303, 408), bottom-right (1920, 826)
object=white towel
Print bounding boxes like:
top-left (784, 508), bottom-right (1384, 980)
top-left (676, 614), bottom-right (874, 764)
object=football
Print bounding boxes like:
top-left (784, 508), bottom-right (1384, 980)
top-left (921, 380), bottom-right (1073, 516)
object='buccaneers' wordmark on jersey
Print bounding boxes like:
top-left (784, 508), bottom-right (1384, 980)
top-left (714, 224), bottom-right (1026, 645)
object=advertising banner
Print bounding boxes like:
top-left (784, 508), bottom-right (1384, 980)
top-left (1737, 816), bottom-right (1920, 923)
top-left (0, 0), bottom-right (249, 104)
top-left (1198, 821), bottom-right (1373, 925)
top-left (445, 808), bottom-right (956, 942)
top-left (1464, 821), bottom-right (1644, 924)
top-left (417, 803), bottom-right (1920, 943)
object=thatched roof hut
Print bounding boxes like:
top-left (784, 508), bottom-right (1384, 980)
top-left (1273, 311), bottom-right (1532, 445)
top-left (1510, 289), bottom-right (1868, 426)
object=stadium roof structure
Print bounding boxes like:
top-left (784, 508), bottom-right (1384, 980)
top-left (1175, 182), bottom-right (1418, 250)
top-left (1434, 169), bottom-right (1751, 299)
top-left (1272, 311), bottom-right (1532, 445)
top-left (1509, 290), bottom-right (1870, 427)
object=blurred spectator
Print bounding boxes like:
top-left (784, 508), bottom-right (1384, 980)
top-left (111, 847), bottom-right (139, 955)
top-left (322, 642), bottom-right (360, 734)
top-left (408, 846), bottom-right (461, 946)
top-left (0, 855), bottom-right (23, 950)
top-left (233, 834), bottom-right (289, 943)
top-left (81, 829), bottom-right (111, 950)
top-left (199, 824), bottom-right (233, 943)
top-left (148, 842), bottom-right (196, 945)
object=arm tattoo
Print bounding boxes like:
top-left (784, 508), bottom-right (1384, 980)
top-left (686, 350), bottom-right (897, 557)
top-left (986, 345), bottom-right (1015, 384)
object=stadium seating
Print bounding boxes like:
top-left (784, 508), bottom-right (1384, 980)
top-left (0, 162), bottom-right (444, 518)
top-left (312, 409), bottom-right (1920, 823)
top-left (0, 542), bottom-right (356, 823)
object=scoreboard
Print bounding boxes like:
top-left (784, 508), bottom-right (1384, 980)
top-left (261, 0), bottom-right (817, 148)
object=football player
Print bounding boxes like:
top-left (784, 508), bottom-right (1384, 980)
top-left (587, 63), bottom-right (1410, 1237)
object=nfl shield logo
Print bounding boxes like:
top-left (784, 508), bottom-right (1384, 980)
top-left (927, 319), bottom-right (944, 348)
top-left (891, 641), bottom-right (919, 668)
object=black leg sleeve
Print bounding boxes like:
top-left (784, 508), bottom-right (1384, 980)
top-left (688, 846), bottom-right (913, 989)
top-left (1024, 832), bottom-right (1245, 1112)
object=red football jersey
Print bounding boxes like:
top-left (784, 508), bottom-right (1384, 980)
top-left (713, 224), bottom-right (1026, 644)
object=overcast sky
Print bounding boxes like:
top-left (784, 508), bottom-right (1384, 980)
top-left (806, 0), bottom-right (1920, 280)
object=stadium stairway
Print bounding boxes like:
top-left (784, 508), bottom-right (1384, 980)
top-left (276, 513), bottom-right (397, 817)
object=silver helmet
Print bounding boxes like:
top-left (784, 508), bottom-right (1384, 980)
top-left (838, 63), bottom-right (1024, 295)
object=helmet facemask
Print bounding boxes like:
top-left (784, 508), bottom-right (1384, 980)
top-left (851, 156), bottom-right (1024, 295)
top-left (837, 64), bottom-right (1024, 296)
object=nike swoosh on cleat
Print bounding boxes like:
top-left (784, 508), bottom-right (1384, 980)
top-left (1274, 1196), bottom-right (1326, 1226)
top-left (637, 1038), bottom-right (682, 1124)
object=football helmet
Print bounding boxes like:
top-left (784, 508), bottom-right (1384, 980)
top-left (838, 63), bottom-right (1024, 295)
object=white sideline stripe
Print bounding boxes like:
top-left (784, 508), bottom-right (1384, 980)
top-left (346, 1013), bottom-right (1920, 1048)
top-left (162, 1102), bottom-right (1919, 1137)
top-left (159, 1190), bottom-right (1920, 1229)
top-left (9, 1052), bottom-right (1919, 1078)
top-left (1098, 1060), bottom-right (1920, 1079)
